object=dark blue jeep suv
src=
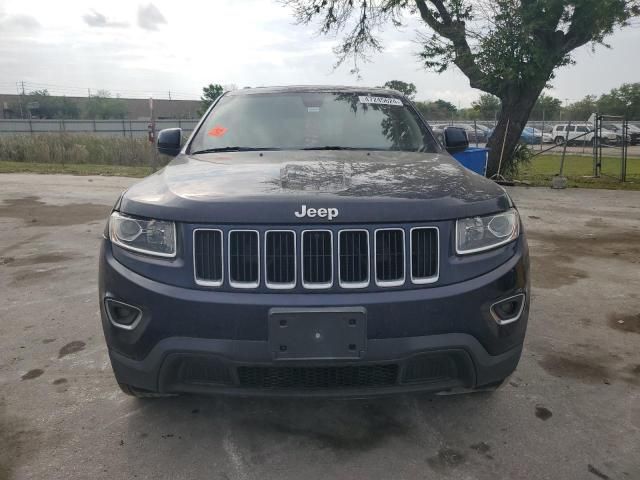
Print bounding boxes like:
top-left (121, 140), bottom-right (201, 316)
top-left (99, 86), bottom-right (529, 398)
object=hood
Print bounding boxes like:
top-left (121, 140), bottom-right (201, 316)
top-left (119, 151), bottom-right (511, 223)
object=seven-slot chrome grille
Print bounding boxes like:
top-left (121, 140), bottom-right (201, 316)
top-left (194, 226), bottom-right (438, 290)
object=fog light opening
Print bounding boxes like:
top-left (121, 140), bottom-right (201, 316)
top-left (105, 298), bottom-right (142, 330)
top-left (490, 294), bottom-right (525, 325)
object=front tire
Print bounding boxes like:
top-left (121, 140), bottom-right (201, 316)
top-left (118, 382), bottom-right (176, 398)
top-left (554, 136), bottom-right (564, 146)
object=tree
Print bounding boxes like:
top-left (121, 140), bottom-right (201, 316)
top-left (286, 0), bottom-right (640, 176)
top-left (615, 83), bottom-right (640, 119)
top-left (530, 94), bottom-right (563, 121)
top-left (24, 90), bottom-right (80, 119)
top-left (381, 80), bottom-right (417, 99)
top-left (84, 91), bottom-right (127, 119)
top-left (199, 84), bottom-right (224, 115)
top-left (597, 82), bottom-right (640, 118)
top-left (415, 99), bottom-right (457, 120)
top-left (564, 95), bottom-right (597, 121)
top-left (472, 94), bottom-right (501, 120)
top-left (597, 91), bottom-right (627, 116)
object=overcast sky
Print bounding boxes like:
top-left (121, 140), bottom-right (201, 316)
top-left (0, 0), bottom-right (638, 106)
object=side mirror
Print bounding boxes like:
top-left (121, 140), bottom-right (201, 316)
top-left (443, 127), bottom-right (469, 154)
top-left (157, 128), bottom-right (182, 157)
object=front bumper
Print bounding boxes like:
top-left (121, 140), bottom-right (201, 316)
top-left (99, 240), bottom-right (529, 397)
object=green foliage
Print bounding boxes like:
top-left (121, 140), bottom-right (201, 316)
top-left (502, 142), bottom-right (533, 179)
top-left (416, 0), bottom-right (638, 97)
top-left (381, 80), bottom-right (417, 99)
top-left (0, 160), bottom-right (153, 177)
top-left (472, 94), bottom-right (501, 120)
top-left (21, 89), bottom-right (80, 119)
top-left (415, 99), bottom-right (457, 120)
top-left (596, 82), bottom-right (640, 118)
top-left (530, 94), bottom-right (563, 120)
top-left (83, 91), bottom-right (128, 119)
top-left (199, 84), bottom-right (224, 115)
top-left (0, 134), bottom-right (153, 166)
top-left (560, 82), bottom-right (640, 120)
top-left (564, 95), bottom-right (598, 121)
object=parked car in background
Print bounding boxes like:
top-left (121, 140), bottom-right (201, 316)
top-left (433, 123), bottom-right (488, 143)
top-left (628, 124), bottom-right (640, 145)
top-left (474, 124), bottom-right (493, 136)
top-left (431, 125), bottom-right (445, 144)
top-left (551, 124), bottom-right (618, 146)
top-left (524, 126), bottom-right (554, 144)
top-left (602, 123), bottom-right (639, 145)
top-left (487, 126), bottom-right (552, 145)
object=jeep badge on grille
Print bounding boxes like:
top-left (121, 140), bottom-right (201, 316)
top-left (294, 205), bottom-right (339, 220)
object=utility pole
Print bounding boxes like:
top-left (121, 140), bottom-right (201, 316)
top-left (168, 90), bottom-right (172, 100)
top-left (88, 88), bottom-right (91, 98)
top-left (149, 97), bottom-right (158, 171)
top-left (16, 81), bottom-right (25, 119)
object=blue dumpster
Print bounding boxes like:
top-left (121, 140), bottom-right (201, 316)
top-left (452, 147), bottom-right (489, 176)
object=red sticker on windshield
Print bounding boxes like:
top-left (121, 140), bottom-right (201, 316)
top-left (207, 125), bottom-right (228, 137)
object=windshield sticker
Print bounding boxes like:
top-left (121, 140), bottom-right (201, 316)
top-left (358, 96), bottom-right (403, 107)
top-left (207, 125), bottom-right (228, 137)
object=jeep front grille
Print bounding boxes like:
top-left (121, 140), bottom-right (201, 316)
top-left (302, 230), bottom-right (333, 288)
top-left (193, 229), bottom-right (223, 286)
top-left (228, 230), bottom-right (259, 287)
top-left (193, 226), bottom-right (439, 290)
top-left (410, 227), bottom-right (439, 283)
top-left (265, 230), bottom-right (296, 288)
top-left (375, 229), bottom-right (405, 286)
top-left (339, 230), bottom-right (369, 288)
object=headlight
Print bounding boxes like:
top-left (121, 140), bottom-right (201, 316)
top-left (109, 212), bottom-right (176, 257)
top-left (456, 208), bottom-right (520, 254)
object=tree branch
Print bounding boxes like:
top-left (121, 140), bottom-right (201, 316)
top-left (414, 0), bottom-right (494, 94)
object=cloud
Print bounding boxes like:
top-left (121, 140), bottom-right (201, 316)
top-left (82, 10), bottom-right (128, 28)
top-left (137, 3), bottom-right (166, 31)
top-left (0, 14), bottom-right (41, 31)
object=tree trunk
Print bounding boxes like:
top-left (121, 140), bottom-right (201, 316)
top-left (485, 89), bottom-right (543, 178)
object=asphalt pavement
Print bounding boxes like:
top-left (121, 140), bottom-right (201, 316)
top-left (0, 173), bottom-right (638, 480)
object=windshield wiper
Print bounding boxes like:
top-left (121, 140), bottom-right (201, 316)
top-left (190, 147), bottom-right (281, 154)
top-left (302, 146), bottom-right (385, 151)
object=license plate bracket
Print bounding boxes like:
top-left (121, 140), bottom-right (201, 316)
top-left (268, 307), bottom-right (366, 360)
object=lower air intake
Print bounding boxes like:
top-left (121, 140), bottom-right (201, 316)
top-left (402, 353), bottom-right (460, 384)
top-left (237, 364), bottom-right (399, 389)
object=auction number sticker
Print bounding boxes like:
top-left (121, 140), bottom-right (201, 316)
top-left (358, 96), bottom-right (403, 106)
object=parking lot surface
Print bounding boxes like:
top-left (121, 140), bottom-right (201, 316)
top-left (0, 173), bottom-right (639, 480)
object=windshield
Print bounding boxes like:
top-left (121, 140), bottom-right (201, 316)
top-left (188, 92), bottom-right (440, 154)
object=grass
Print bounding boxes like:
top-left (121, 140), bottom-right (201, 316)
top-left (1, 133), bottom-right (639, 191)
top-left (0, 133), bottom-right (153, 166)
top-left (0, 160), bottom-right (152, 177)
top-left (516, 154), bottom-right (640, 190)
